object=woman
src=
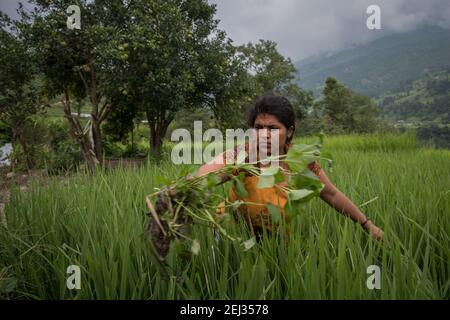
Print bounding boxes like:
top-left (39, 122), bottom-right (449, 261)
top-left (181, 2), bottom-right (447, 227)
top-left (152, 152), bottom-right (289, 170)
top-left (197, 94), bottom-right (384, 241)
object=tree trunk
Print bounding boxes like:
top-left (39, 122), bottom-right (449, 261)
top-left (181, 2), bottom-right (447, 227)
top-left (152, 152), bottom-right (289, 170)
top-left (91, 121), bottom-right (102, 161)
top-left (18, 135), bottom-right (33, 170)
top-left (77, 55), bottom-right (110, 167)
top-left (12, 122), bottom-right (32, 171)
top-left (78, 134), bottom-right (99, 174)
top-left (76, 99), bottom-right (82, 117)
top-left (146, 110), bottom-right (172, 158)
top-left (62, 88), bottom-right (99, 173)
top-left (149, 122), bottom-right (163, 157)
top-left (131, 129), bottom-right (134, 154)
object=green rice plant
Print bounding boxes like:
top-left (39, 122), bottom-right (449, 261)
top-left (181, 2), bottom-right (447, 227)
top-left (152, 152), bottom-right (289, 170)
top-left (0, 133), bottom-right (448, 299)
top-left (300, 131), bottom-right (417, 153)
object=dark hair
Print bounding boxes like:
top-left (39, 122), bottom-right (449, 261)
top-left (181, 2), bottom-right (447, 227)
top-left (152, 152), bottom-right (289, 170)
top-left (247, 93), bottom-right (296, 132)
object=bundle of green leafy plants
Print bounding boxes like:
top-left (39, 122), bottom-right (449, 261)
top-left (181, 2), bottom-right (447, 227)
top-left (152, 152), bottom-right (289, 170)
top-left (145, 134), bottom-right (333, 273)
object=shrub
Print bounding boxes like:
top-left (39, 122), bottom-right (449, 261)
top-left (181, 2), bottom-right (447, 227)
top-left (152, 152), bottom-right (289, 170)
top-left (9, 117), bottom-right (83, 174)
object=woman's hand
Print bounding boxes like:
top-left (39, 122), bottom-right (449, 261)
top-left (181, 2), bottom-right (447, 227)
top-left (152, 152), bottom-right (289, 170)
top-left (315, 168), bottom-right (387, 244)
top-left (364, 221), bottom-right (384, 241)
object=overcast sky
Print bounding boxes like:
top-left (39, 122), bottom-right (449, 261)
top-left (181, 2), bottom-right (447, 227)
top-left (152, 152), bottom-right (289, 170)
top-left (2, 0), bottom-right (450, 61)
top-left (209, 0), bottom-right (450, 61)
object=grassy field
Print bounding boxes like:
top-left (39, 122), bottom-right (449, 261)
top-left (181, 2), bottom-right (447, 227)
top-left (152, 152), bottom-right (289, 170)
top-left (0, 132), bottom-right (449, 299)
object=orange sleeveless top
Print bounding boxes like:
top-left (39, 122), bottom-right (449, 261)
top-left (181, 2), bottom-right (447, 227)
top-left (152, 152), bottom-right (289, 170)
top-left (216, 143), bottom-right (322, 239)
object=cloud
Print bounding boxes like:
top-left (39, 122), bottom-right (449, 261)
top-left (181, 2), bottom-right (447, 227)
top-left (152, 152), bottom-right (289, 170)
top-left (209, 0), bottom-right (450, 61)
top-left (0, 1), bottom-right (34, 19)
top-left (2, 0), bottom-right (449, 62)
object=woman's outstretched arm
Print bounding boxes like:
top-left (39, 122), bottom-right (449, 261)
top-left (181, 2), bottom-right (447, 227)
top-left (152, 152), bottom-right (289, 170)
top-left (312, 163), bottom-right (384, 240)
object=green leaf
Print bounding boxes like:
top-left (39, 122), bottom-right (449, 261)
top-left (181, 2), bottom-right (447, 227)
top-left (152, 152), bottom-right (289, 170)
top-left (266, 203), bottom-right (281, 223)
top-left (289, 169), bottom-right (323, 190)
top-left (285, 152), bottom-right (306, 172)
top-left (285, 143), bottom-right (323, 172)
top-left (260, 166), bottom-right (279, 176)
top-left (290, 189), bottom-right (314, 200)
top-left (274, 169), bottom-right (285, 184)
top-left (206, 173), bottom-right (221, 187)
top-left (233, 174), bottom-right (249, 198)
top-left (242, 237), bottom-right (256, 251)
top-left (237, 164), bottom-right (260, 175)
top-left (257, 174), bottom-right (275, 189)
top-left (191, 239), bottom-right (200, 255)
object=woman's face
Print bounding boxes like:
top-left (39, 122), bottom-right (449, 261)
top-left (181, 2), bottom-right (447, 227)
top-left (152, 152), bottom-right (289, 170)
top-left (253, 113), bottom-right (292, 155)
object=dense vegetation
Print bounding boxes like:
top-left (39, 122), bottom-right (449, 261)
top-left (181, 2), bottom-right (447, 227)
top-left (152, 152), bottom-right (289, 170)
top-left (1, 133), bottom-right (449, 299)
top-left (0, 2), bottom-right (448, 302)
top-left (377, 70), bottom-right (450, 123)
top-left (302, 77), bottom-right (380, 135)
top-left (0, 0), bottom-right (386, 174)
top-left (0, 0), bottom-right (322, 172)
top-left (295, 26), bottom-right (450, 126)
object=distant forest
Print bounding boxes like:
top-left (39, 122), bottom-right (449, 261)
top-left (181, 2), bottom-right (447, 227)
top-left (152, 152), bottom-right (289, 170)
top-left (377, 69), bottom-right (450, 123)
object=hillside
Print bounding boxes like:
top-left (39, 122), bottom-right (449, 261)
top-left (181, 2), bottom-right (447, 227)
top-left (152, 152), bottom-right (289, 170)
top-left (295, 26), bottom-right (450, 98)
top-left (377, 69), bottom-right (450, 123)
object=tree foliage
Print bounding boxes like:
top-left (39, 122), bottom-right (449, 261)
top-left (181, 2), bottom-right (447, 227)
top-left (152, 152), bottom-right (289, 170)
top-left (0, 12), bottom-right (46, 169)
top-left (319, 77), bottom-right (379, 134)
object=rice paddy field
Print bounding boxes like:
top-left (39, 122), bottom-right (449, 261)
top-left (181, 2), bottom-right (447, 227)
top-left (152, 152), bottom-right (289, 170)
top-left (0, 132), bottom-right (449, 299)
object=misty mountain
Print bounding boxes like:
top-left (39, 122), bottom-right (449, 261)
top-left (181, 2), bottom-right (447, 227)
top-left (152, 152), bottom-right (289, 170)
top-left (295, 26), bottom-right (450, 98)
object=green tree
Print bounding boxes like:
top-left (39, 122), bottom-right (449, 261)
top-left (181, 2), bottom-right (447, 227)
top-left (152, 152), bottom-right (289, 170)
top-left (237, 40), bottom-right (313, 127)
top-left (106, 0), bottom-right (231, 156)
top-left (0, 12), bottom-right (46, 169)
top-left (238, 40), bottom-right (296, 92)
top-left (17, 0), bottom-right (128, 171)
top-left (202, 38), bottom-right (252, 130)
top-left (320, 77), bottom-right (379, 133)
